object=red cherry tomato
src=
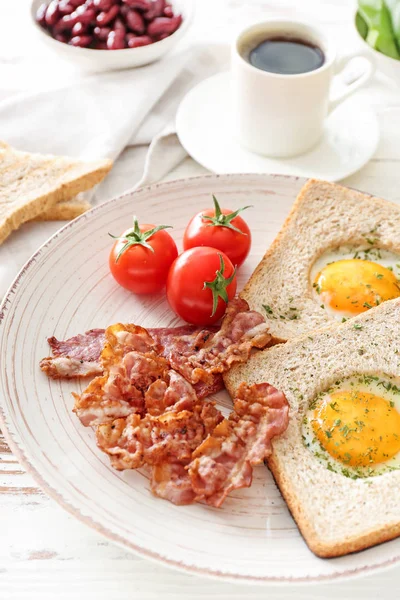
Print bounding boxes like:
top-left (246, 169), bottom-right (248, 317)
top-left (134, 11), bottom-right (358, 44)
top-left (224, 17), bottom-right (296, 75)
top-left (183, 195), bottom-right (252, 267)
top-left (166, 247), bottom-right (237, 325)
top-left (109, 218), bottom-right (177, 294)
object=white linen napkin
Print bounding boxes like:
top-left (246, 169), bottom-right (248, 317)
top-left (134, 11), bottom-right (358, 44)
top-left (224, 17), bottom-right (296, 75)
top-left (130, 43), bottom-right (229, 188)
top-left (0, 50), bottom-right (188, 161)
top-left (0, 44), bottom-right (229, 200)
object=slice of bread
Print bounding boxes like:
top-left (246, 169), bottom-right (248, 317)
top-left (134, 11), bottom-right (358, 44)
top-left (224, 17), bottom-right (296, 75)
top-left (34, 197), bottom-right (92, 221)
top-left (241, 179), bottom-right (400, 342)
top-left (0, 142), bottom-right (112, 243)
top-left (224, 297), bottom-right (400, 557)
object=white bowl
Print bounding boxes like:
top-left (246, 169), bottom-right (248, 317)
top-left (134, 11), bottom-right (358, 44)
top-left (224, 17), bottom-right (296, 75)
top-left (30, 0), bottom-right (194, 72)
top-left (354, 10), bottom-right (400, 83)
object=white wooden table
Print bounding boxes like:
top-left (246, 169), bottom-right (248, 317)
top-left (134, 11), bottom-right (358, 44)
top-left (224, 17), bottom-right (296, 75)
top-left (2, 1), bottom-right (400, 598)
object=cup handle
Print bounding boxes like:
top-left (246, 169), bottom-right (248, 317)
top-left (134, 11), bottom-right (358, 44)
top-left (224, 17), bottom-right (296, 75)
top-left (329, 51), bottom-right (375, 113)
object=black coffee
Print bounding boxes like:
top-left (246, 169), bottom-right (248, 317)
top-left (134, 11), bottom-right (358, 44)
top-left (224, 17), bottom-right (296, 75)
top-left (248, 37), bottom-right (324, 75)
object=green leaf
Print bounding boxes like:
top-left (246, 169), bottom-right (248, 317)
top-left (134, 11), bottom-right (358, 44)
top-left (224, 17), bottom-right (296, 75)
top-left (385, 0), bottom-right (400, 50)
top-left (356, 11), bottom-right (369, 39)
top-left (358, 1), bottom-right (400, 59)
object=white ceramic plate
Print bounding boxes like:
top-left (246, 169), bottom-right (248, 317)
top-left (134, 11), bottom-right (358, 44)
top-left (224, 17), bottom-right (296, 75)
top-left (176, 73), bottom-right (380, 182)
top-left (1, 174), bottom-right (399, 585)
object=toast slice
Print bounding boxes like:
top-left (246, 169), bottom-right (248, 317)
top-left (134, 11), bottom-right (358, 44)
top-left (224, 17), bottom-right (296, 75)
top-left (225, 297), bottom-right (400, 557)
top-left (0, 142), bottom-right (112, 243)
top-left (34, 197), bottom-right (92, 221)
top-left (241, 179), bottom-right (400, 342)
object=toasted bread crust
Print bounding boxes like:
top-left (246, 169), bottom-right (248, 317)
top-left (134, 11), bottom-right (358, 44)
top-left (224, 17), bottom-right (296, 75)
top-left (0, 142), bottom-right (112, 243)
top-left (267, 453), bottom-right (400, 558)
top-left (224, 298), bottom-right (400, 557)
top-left (240, 178), bottom-right (400, 341)
top-left (35, 198), bottom-right (92, 221)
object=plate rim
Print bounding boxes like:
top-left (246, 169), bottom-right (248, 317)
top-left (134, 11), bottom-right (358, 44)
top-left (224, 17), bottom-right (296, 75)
top-left (1, 172), bottom-right (399, 585)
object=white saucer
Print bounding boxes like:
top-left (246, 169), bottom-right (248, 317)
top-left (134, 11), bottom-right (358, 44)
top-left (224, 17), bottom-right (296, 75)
top-left (176, 72), bottom-right (380, 181)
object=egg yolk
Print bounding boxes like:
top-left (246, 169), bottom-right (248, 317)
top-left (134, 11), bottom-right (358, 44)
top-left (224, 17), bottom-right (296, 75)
top-left (311, 390), bottom-right (400, 467)
top-left (314, 259), bottom-right (400, 315)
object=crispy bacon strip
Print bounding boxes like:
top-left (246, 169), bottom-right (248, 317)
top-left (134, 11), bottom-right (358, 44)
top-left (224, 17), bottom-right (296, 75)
top-left (150, 462), bottom-right (196, 506)
top-left (40, 325), bottom-right (223, 398)
top-left (182, 298), bottom-right (273, 384)
top-left (150, 325), bottom-right (218, 351)
top-left (40, 299), bottom-right (273, 396)
top-left (149, 326), bottom-right (223, 398)
top-left (192, 375), bottom-right (224, 399)
top-left (148, 387), bottom-right (227, 505)
top-left (96, 400), bottom-right (223, 472)
top-left (40, 329), bottom-right (105, 379)
top-left (48, 329), bottom-right (105, 360)
top-left (39, 356), bottom-right (103, 379)
top-left (40, 324), bottom-right (160, 380)
top-left (97, 367), bottom-right (223, 504)
top-left (97, 323), bottom-right (159, 369)
top-left (145, 370), bottom-right (198, 416)
top-left (73, 324), bottom-right (168, 427)
top-left (40, 302), bottom-right (290, 508)
top-left (188, 382), bottom-right (289, 507)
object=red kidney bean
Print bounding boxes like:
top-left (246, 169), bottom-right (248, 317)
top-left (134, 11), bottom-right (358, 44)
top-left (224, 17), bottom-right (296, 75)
top-left (143, 0), bottom-right (165, 21)
top-left (120, 4), bottom-right (129, 17)
top-left (36, 3), bottom-right (48, 26)
top-left (126, 34), bottom-right (152, 48)
top-left (75, 6), bottom-right (97, 25)
top-left (69, 34), bottom-right (93, 47)
top-left (40, 0), bottom-right (179, 50)
top-left (58, 1), bottom-right (75, 15)
top-left (72, 21), bottom-right (88, 35)
top-left (122, 0), bottom-right (150, 9)
top-left (54, 5), bottom-right (95, 30)
top-left (55, 33), bottom-right (69, 43)
top-left (96, 4), bottom-right (119, 25)
top-left (147, 15), bottom-right (181, 37)
top-left (125, 9), bottom-right (145, 34)
top-left (93, 0), bottom-right (115, 10)
top-left (53, 17), bottom-right (67, 33)
top-left (93, 40), bottom-right (108, 49)
top-left (93, 25), bottom-right (111, 40)
top-left (107, 29), bottom-right (126, 49)
top-left (45, 0), bottom-right (60, 26)
top-left (53, 15), bottom-right (72, 32)
top-left (114, 17), bottom-right (126, 34)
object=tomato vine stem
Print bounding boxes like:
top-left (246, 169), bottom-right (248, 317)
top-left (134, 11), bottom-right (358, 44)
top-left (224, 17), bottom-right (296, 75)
top-left (109, 216), bottom-right (172, 262)
top-left (203, 254), bottom-right (236, 316)
top-left (201, 195), bottom-right (252, 235)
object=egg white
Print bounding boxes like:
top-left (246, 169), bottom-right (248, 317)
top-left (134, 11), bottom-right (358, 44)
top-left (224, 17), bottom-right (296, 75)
top-left (310, 246), bottom-right (400, 321)
top-left (302, 374), bottom-right (400, 479)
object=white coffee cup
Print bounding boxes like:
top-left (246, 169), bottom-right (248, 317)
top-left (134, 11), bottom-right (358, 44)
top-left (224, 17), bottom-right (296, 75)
top-left (232, 20), bottom-right (375, 158)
